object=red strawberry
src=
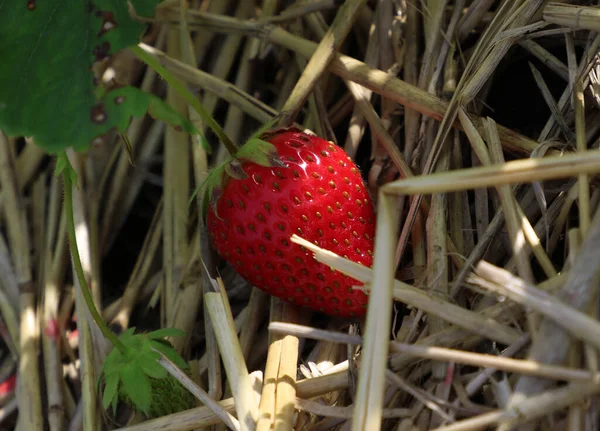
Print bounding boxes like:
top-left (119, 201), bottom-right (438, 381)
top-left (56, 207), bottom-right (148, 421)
top-left (206, 128), bottom-right (375, 317)
top-left (0, 374), bottom-right (16, 398)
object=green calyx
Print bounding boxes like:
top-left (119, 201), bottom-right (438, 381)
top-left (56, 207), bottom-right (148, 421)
top-left (236, 138), bottom-right (287, 168)
top-left (189, 132), bottom-right (288, 219)
top-left (100, 327), bottom-right (192, 418)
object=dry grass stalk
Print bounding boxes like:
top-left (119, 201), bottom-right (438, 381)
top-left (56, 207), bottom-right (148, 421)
top-left (426, 144), bottom-right (450, 382)
top-left (295, 397), bottom-right (412, 420)
top-left (222, 11), bottom-right (259, 147)
top-left (454, 109), bottom-right (558, 281)
top-left (291, 234), bottom-right (519, 345)
top-left (115, 398), bottom-right (238, 431)
top-left (418, 0), bottom-right (448, 89)
top-left (277, 0), bottom-right (367, 127)
top-left (529, 62), bottom-right (575, 144)
top-left (382, 150), bottom-right (600, 196)
top-left (484, 119), bottom-right (534, 283)
top-left (540, 34), bottom-right (600, 141)
top-left (342, 6), bottom-right (379, 159)
top-left (460, 0), bottom-right (547, 103)
top-left (150, 11), bottom-right (540, 156)
top-left (0, 142), bottom-right (45, 222)
top-left (471, 261), bottom-right (600, 350)
top-left (389, 299), bottom-right (524, 372)
top-left (8, 1), bottom-right (600, 430)
top-left (269, 322), bottom-right (600, 384)
top-left (0, 216), bottom-right (20, 353)
top-left (458, 0), bottom-right (495, 41)
top-left (0, 244), bottom-right (19, 368)
top-left (238, 289), bottom-right (269, 363)
top-left (155, 350), bottom-right (240, 430)
top-left (0, 133), bottom-right (43, 429)
top-left (256, 300), bottom-right (299, 431)
top-left (205, 292), bottom-right (258, 431)
top-left (350, 193), bottom-right (397, 431)
top-left (518, 39), bottom-right (569, 81)
top-left (566, 229), bottom-right (588, 429)
top-left (137, 43), bottom-right (279, 124)
top-left (114, 367), bottom-right (348, 431)
top-left (543, 2), bottom-right (600, 32)
top-left (479, 206), bottom-right (600, 391)
top-left (111, 202), bottom-right (163, 331)
top-left (41, 175), bottom-right (67, 431)
top-left (199, 0), bottom-right (256, 165)
top-left (345, 78), bottom-right (411, 177)
top-left (432, 382), bottom-right (600, 431)
top-left (386, 369), bottom-right (454, 423)
top-left (575, 80), bottom-right (590, 235)
top-left (162, 28), bottom-right (191, 333)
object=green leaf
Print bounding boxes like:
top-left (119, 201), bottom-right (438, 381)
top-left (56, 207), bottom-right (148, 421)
top-left (55, 153), bottom-right (80, 188)
top-left (120, 363), bottom-right (152, 415)
top-left (0, 0), bottom-right (204, 154)
top-left (67, 165), bottom-right (79, 189)
top-left (146, 92), bottom-right (202, 137)
top-left (101, 87), bottom-right (203, 147)
top-left (101, 347), bottom-right (125, 377)
top-left (130, 0), bottom-right (161, 17)
top-left (138, 350), bottom-right (167, 379)
top-left (111, 395), bottom-right (119, 416)
top-left (119, 327), bottom-right (137, 343)
top-left (102, 373), bottom-right (120, 411)
top-left (149, 340), bottom-right (189, 370)
top-left (236, 139), bottom-right (287, 168)
top-left (147, 328), bottom-right (186, 340)
top-left (54, 154), bottom-right (68, 178)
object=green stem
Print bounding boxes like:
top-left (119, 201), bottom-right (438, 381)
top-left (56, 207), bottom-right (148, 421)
top-left (130, 44), bottom-right (239, 157)
top-left (63, 168), bottom-right (127, 354)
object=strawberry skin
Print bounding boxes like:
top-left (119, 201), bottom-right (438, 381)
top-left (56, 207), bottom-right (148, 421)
top-left (207, 129), bottom-right (375, 317)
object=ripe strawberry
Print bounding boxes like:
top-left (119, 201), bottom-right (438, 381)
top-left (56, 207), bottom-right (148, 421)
top-left (206, 128), bottom-right (375, 317)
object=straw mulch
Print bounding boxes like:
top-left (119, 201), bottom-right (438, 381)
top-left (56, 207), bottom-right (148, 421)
top-left (2, 1), bottom-right (600, 430)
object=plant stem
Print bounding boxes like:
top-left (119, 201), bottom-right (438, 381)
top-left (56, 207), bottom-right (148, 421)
top-left (130, 44), bottom-right (239, 156)
top-left (63, 169), bottom-right (127, 354)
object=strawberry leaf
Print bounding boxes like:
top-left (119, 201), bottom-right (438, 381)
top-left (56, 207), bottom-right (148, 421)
top-left (119, 327), bottom-right (137, 342)
top-left (99, 328), bottom-right (191, 416)
top-left (0, 0), bottom-right (205, 153)
top-left (138, 350), bottom-right (167, 379)
top-left (149, 339), bottom-right (189, 370)
top-left (101, 348), bottom-right (125, 378)
top-left (111, 395), bottom-right (119, 416)
top-left (147, 328), bottom-right (186, 339)
top-left (120, 363), bottom-right (152, 415)
top-left (102, 372), bottom-right (120, 411)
